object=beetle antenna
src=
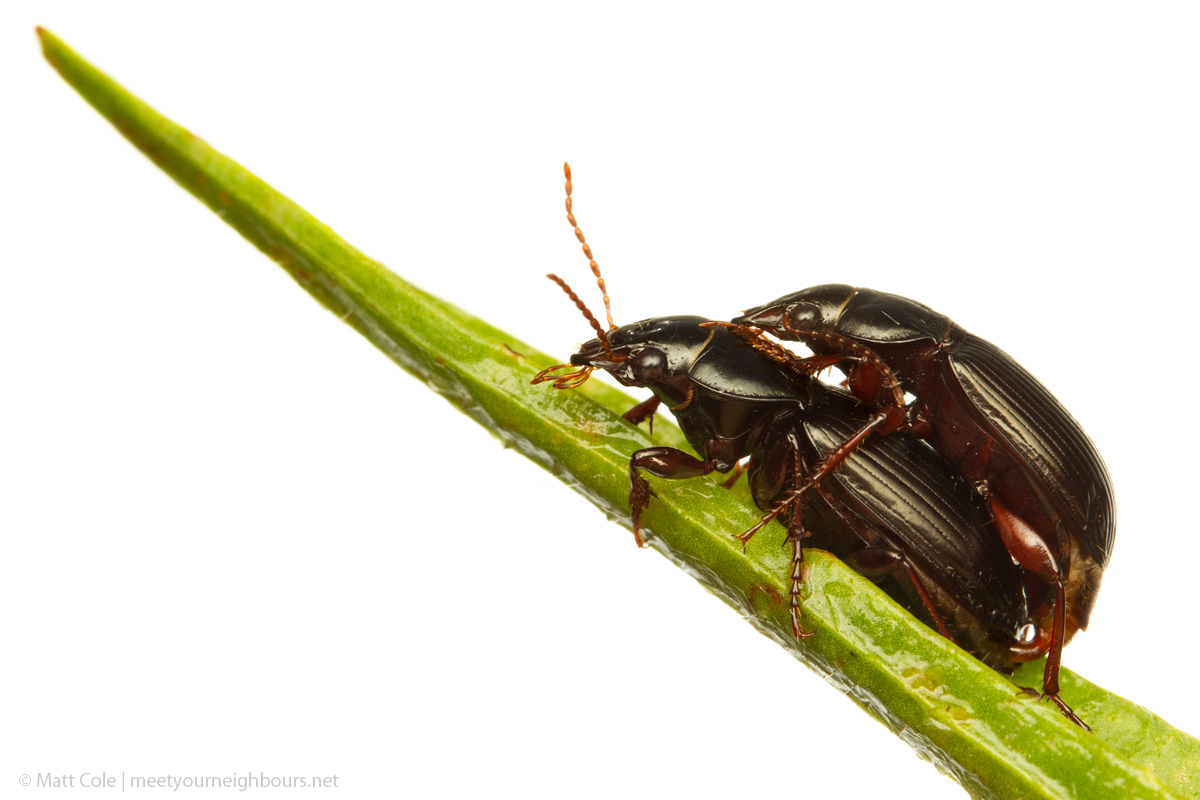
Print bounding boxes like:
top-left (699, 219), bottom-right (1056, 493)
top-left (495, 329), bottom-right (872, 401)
top-left (545, 273), bottom-right (609, 345)
top-left (564, 162), bottom-right (617, 331)
top-left (531, 273), bottom-right (620, 388)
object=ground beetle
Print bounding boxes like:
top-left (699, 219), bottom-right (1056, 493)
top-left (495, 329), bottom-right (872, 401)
top-left (532, 165), bottom-right (1060, 715)
top-left (731, 285), bottom-right (1115, 727)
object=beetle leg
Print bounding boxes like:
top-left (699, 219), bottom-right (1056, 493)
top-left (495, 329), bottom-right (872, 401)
top-left (622, 395), bottom-right (662, 434)
top-left (784, 329), bottom-right (909, 413)
top-left (785, 405), bottom-right (908, 506)
top-left (815, 488), bottom-right (958, 642)
top-left (781, 440), bottom-right (816, 638)
top-left (732, 437), bottom-right (817, 638)
top-left (785, 509), bottom-right (815, 639)
top-left (715, 322), bottom-right (814, 370)
top-left (841, 547), bottom-right (957, 641)
top-left (735, 492), bottom-right (795, 548)
top-left (628, 447), bottom-right (723, 548)
top-left (720, 458), bottom-right (749, 489)
top-left (792, 353), bottom-right (863, 377)
top-left (714, 322), bottom-right (865, 382)
top-left (906, 403), bottom-right (935, 438)
top-left (738, 407), bottom-right (904, 551)
top-left (987, 496), bottom-right (1088, 730)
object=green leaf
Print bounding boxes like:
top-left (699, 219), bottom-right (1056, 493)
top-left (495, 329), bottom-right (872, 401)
top-left (39, 27), bottom-right (1200, 800)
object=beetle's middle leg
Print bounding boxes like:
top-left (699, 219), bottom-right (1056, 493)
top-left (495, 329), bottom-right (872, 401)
top-left (736, 435), bottom-right (818, 638)
top-left (774, 404), bottom-right (908, 513)
top-left (780, 441), bottom-right (818, 638)
top-left (622, 395), bottom-right (662, 433)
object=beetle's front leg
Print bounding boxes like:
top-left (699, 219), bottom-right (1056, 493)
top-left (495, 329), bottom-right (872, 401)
top-left (628, 446), bottom-right (723, 547)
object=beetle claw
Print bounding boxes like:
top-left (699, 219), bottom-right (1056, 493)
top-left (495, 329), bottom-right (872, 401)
top-left (1048, 694), bottom-right (1091, 731)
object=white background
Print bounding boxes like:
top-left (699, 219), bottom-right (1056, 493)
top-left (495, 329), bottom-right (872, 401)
top-left (4, 4), bottom-right (1199, 799)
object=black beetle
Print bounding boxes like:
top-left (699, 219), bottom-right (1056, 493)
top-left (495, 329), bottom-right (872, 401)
top-left (535, 309), bottom-right (1050, 672)
top-left (532, 164), bottom-right (1058, 705)
top-left (731, 285), bottom-right (1115, 727)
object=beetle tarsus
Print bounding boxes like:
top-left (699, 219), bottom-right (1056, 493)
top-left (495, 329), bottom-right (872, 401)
top-left (628, 471), bottom-right (655, 548)
top-left (787, 514), bottom-right (815, 639)
top-left (1049, 694), bottom-right (1091, 731)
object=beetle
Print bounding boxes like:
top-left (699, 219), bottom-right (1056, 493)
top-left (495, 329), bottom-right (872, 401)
top-left (730, 285), bottom-right (1115, 727)
top-left (532, 164), bottom-right (1059, 714)
top-left (538, 310), bottom-right (1050, 666)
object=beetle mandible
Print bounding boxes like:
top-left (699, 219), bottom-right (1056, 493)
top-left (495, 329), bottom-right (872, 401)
top-left (730, 285), bottom-right (1115, 727)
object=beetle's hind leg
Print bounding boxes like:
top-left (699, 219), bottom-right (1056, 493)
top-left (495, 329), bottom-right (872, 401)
top-left (815, 487), bottom-right (958, 642)
top-left (985, 495), bottom-right (1089, 730)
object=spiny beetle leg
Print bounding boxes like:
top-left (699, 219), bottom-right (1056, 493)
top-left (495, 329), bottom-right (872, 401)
top-left (842, 546), bottom-right (956, 641)
top-left (787, 327), bottom-right (908, 412)
top-left (813, 487), bottom-right (955, 642)
top-left (733, 408), bottom-right (899, 561)
top-left (627, 446), bottom-right (722, 548)
top-left (987, 495), bottom-right (1085, 728)
top-left (1050, 693), bottom-right (1090, 731)
top-left (785, 501), bottom-right (815, 639)
top-left (792, 352), bottom-right (863, 377)
top-left (735, 493), bottom-right (795, 549)
top-left (786, 405), bottom-right (907, 505)
top-left (628, 470), bottom-right (655, 548)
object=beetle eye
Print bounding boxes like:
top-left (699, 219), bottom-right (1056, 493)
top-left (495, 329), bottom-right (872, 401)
top-left (786, 302), bottom-right (822, 331)
top-left (629, 347), bottom-right (668, 384)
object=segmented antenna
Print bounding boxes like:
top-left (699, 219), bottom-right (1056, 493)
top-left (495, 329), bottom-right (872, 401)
top-left (564, 162), bottom-right (616, 331)
top-left (530, 162), bottom-right (630, 389)
top-left (530, 272), bottom-right (608, 388)
top-left (546, 273), bottom-right (607, 343)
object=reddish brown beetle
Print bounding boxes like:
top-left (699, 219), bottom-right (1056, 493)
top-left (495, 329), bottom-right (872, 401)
top-left (731, 286), bottom-right (1115, 727)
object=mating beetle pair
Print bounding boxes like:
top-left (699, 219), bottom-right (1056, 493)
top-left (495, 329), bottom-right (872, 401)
top-left (533, 164), bottom-right (1114, 729)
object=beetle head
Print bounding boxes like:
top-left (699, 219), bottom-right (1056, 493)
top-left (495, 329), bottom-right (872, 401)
top-left (733, 284), bottom-right (856, 337)
top-left (531, 164), bottom-right (714, 399)
top-left (568, 316), bottom-right (713, 392)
